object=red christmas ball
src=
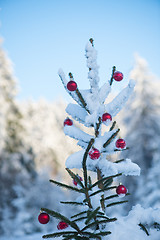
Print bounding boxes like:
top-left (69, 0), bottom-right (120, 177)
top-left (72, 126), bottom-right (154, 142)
top-left (73, 175), bottom-right (83, 186)
top-left (38, 212), bottom-right (50, 224)
top-left (89, 148), bottom-right (100, 160)
top-left (67, 80), bottom-right (77, 91)
top-left (116, 139), bottom-right (126, 149)
top-left (57, 221), bottom-right (69, 230)
top-left (64, 118), bottom-right (73, 126)
top-left (113, 71), bottom-right (123, 81)
top-left (102, 113), bottom-right (112, 123)
top-left (116, 185), bottom-right (127, 195)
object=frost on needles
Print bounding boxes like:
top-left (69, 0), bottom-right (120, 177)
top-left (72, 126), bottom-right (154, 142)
top-left (39, 39), bottom-right (160, 240)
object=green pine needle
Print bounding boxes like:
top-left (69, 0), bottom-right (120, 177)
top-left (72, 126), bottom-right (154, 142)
top-left (89, 173), bottom-right (122, 190)
top-left (104, 194), bottom-right (119, 201)
top-left (71, 210), bottom-right (88, 219)
top-left (103, 178), bottom-right (113, 187)
top-left (115, 159), bottom-right (125, 163)
top-left (82, 218), bottom-right (117, 231)
top-left (106, 200), bottom-right (128, 207)
top-left (60, 201), bottom-right (84, 206)
top-left (49, 179), bottom-right (84, 193)
top-left (103, 129), bottom-right (120, 148)
top-left (66, 168), bottom-right (84, 188)
top-left (96, 231), bottom-right (112, 236)
top-left (139, 223), bottom-right (149, 236)
top-left (42, 231), bottom-right (78, 239)
top-left (85, 207), bottom-right (100, 224)
top-left (73, 216), bottom-right (88, 222)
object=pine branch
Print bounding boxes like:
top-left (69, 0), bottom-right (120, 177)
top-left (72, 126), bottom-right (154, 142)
top-left (68, 72), bottom-right (90, 114)
top-left (106, 200), bottom-right (128, 208)
top-left (95, 117), bottom-right (102, 137)
top-left (75, 89), bottom-right (90, 114)
top-left (89, 173), bottom-right (122, 190)
top-left (88, 175), bottom-right (92, 186)
top-left (109, 120), bottom-right (116, 131)
top-left (60, 201), bottom-right (84, 206)
top-left (85, 207), bottom-right (100, 224)
top-left (103, 129), bottom-right (120, 148)
top-left (110, 66), bottom-right (116, 86)
top-left (139, 223), bottom-right (149, 236)
top-left (66, 168), bottom-right (84, 188)
top-left (41, 208), bottom-right (80, 232)
top-left (43, 231), bottom-right (78, 239)
top-left (82, 138), bottom-right (95, 208)
top-left (49, 179), bottom-right (84, 193)
top-left (82, 218), bottom-right (117, 231)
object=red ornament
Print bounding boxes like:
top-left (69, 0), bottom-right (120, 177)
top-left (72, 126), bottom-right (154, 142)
top-left (73, 175), bottom-right (83, 186)
top-left (102, 113), bottom-right (112, 123)
top-left (64, 118), bottom-right (73, 126)
top-left (116, 139), bottom-right (126, 149)
top-left (116, 185), bottom-right (127, 195)
top-left (113, 71), bottom-right (123, 81)
top-left (89, 148), bottom-right (100, 160)
top-left (57, 221), bottom-right (69, 230)
top-left (67, 81), bottom-right (77, 91)
top-left (38, 212), bottom-right (50, 224)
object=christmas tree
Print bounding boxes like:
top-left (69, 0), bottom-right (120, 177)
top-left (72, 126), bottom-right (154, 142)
top-left (38, 39), bottom-right (160, 239)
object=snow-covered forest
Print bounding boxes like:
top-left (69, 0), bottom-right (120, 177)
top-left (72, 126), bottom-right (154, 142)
top-left (1, 38), bottom-right (160, 240)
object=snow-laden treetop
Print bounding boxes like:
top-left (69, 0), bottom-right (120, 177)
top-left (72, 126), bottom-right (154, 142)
top-left (58, 39), bottom-right (140, 178)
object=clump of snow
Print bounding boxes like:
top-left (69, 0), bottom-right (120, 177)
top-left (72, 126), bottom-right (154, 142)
top-left (66, 103), bottom-right (88, 124)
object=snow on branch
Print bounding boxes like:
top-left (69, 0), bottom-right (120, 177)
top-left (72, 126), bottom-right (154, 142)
top-left (66, 103), bottom-right (88, 124)
top-left (64, 125), bottom-right (93, 143)
top-left (98, 158), bottom-right (140, 177)
top-left (98, 82), bottom-right (111, 104)
top-left (58, 69), bottom-right (83, 107)
top-left (105, 79), bottom-right (135, 117)
top-left (85, 39), bottom-right (99, 94)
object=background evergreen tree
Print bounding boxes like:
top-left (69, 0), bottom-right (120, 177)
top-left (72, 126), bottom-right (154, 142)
top-left (120, 54), bottom-right (160, 210)
top-left (0, 38), bottom-right (36, 235)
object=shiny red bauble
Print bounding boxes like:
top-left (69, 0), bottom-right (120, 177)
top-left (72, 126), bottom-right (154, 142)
top-left (116, 185), bottom-right (127, 195)
top-left (89, 148), bottom-right (100, 160)
top-left (73, 175), bottom-right (83, 186)
top-left (67, 80), bottom-right (77, 91)
top-left (102, 113), bottom-right (112, 123)
top-left (64, 118), bottom-right (73, 126)
top-left (116, 139), bottom-right (126, 149)
top-left (113, 71), bottom-right (123, 81)
top-left (38, 212), bottom-right (50, 224)
top-left (57, 221), bottom-right (69, 230)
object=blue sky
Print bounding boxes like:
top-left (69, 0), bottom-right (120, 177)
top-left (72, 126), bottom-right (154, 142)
top-left (0, 0), bottom-right (160, 101)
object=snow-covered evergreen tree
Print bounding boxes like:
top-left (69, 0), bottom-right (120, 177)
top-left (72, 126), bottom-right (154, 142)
top-left (0, 39), bottom-right (36, 235)
top-left (0, 38), bottom-right (24, 152)
top-left (120, 54), bottom-right (160, 210)
top-left (39, 39), bottom-right (160, 239)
